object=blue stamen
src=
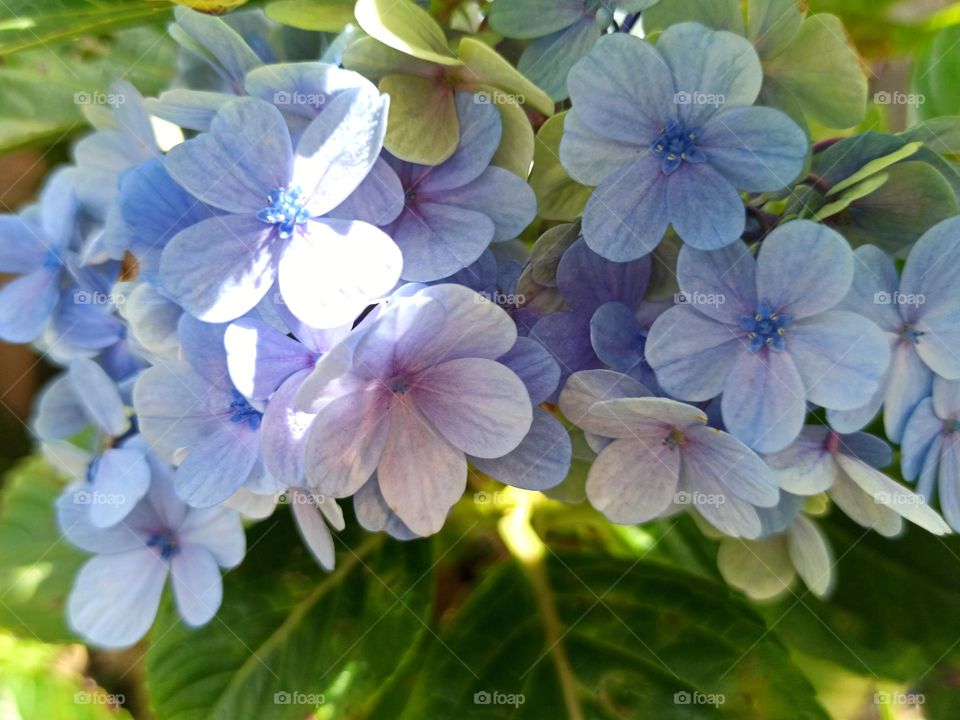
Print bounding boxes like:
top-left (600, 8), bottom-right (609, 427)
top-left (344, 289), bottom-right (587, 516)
top-left (256, 187), bottom-right (309, 239)
top-left (147, 530), bottom-right (180, 560)
top-left (228, 390), bottom-right (262, 430)
top-left (389, 377), bottom-right (409, 395)
top-left (739, 299), bottom-right (792, 352)
top-left (651, 121), bottom-right (705, 175)
top-left (901, 324), bottom-right (925, 345)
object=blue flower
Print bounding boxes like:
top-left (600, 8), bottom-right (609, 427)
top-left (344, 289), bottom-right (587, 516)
top-left (902, 377), bottom-right (960, 530)
top-left (767, 425), bottom-right (950, 536)
top-left (489, 0), bottom-right (653, 100)
top-left (57, 465), bottom-right (245, 649)
top-left (559, 369), bottom-right (780, 538)
top-left (160, 90), bottom-right (401, 329)
top-left (829, 218), bottom-right (960, 442)
top-left (33, 358), bottom-right (127, 441)
top-left (295, 284), bottom-right (534, 536)
top-left (646, 220), bottom-right (890, 454)
top-left (384, 92), bottom-right (537, 281)
top-left (559, 24), bottom-right (808, 261)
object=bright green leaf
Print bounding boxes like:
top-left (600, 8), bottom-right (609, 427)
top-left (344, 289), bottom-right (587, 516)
top-left (814, 172), bottom-right (889, 220)
top-left (642, 0), bottom-right (745, 35)
top-left (747, 0), bottom-right (803, 58)
top-left (265, 0), bottom-right (355, 32)
top-left (354, 0), bottom-right (461, 66)
top-left (341, 34), bottom-right (439, 81)
top-left (529, 112), bottom-right (591, 221)
top-left (911, 26), bottom-right (960, 120)
top-left (457, 37), bottom-right (555, 117)
top-left (380, 73), bottom-right (459, 165)
top-left (826, 141), bottom-right (922, 196)
top-left (486, 89), bottom-right (535, 178)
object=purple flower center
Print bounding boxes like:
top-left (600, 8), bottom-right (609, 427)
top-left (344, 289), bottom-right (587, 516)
top-left (739, 299), bottom-right (792, 352)
top-left (228, 390), bottom-right (262, 429)
top-left (257, 186), bottom-right (309, 239)
top-left (651, 121), bottom-right (705, 175)
top-left (147, 530), bottom-right (180, 560)
top-left (389, 376), bottom-right (410, 395)
top-left (901, 323), bottom-right (924, 345)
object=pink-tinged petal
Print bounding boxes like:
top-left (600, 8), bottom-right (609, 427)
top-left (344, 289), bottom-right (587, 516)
top-left (684, 424), bottom-right (779, 508)
top-left (291, 489), bottom-right (336, 570)
top-left (261, 369), bottom-right (316, 487)
top-left (294, 87), bottom-right (388, 217)
top-left (788, 515), bottom-right (834, 598)
top-left (721, 348), bottom-right (807, 454)
top-left (165, 98), bottom-right (293, 213)
top-left (377, 402), bottom-right (466, 536)
top-left (413, 284), bottom-right (519, 367)
top-left (68, 549), bottom-right (168, 649)
top-left (174, 426), bottom-right (261, 508)
top-left (588, 397), bottom-right (706, 439)
top-left (676, 241), bottom-right (758, 324)
top-left (303, 389), bottom-right (391, 497)
top-left (666, 162), bottom-right (746, 251)
top-left (278, 218), bottom-right (402, 329)
top-left (756, 221), bottom-right (854, 318)
top-left (351, 294), bottom-right (445, 381)
top-left (170, 545), bottom-right (223, 626)
top-left (676, 456), bottom-right (763, 539)
top-left (586, 437), bottom-right (680, 524)
top-left (471, 407), bottom-right (571, 491)
top-left (787, 310), bottom-right (890, 411)
top-left (829, 472), bottom-right (902, 537)
top-left (225, 318), bottom-right (316, 400)
top-left (353, 477), bottom-right (419, 540)
top-left (558, 369), bottom-right (652, 432)
top-left (412, 358), bottom-right (532, 458)
top-left (160, 214), bottom-right (277, 323)
top-left (645, 305), bottom-right (742, 401)
top-left (836, 453), bottom-right (951, 535)
top-left (764, 426), bottom-right (837, 495)
top-left (177, 506), bottom-right (246, 568)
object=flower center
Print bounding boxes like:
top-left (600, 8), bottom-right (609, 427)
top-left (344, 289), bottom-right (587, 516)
top-left (651, 121), bottom-right (705, 175)
top-left (663, 428), bottom-right (686, 450)
top-left (147, 530), bottom-right (179, 560)
top-left (739, 300), bottom-right (792, 352)
top-left (228, 390), bottom-right (262, 430)
top-left (901, 323), bottom-right (925, 345)
top-left (946, 419), bottom-right (960, 435)
top-left (389, 376), bottom-right (409, 395)
top-left (257, 186), bottom-right (309, 239)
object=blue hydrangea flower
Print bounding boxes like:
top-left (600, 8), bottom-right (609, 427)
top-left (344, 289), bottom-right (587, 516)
top-left (384, 92), bottom-right (536, 281)
top-left (531, 237), bottom-right (653, 389)
top-left (902, 377), bottom-right (960, 531)
top-left (134, 316), bottom-right (282, 507)
top-left (559, 369), bottom-right (780, 538)
top-left (295, 284), bottom-right (534, 536)
top-left (828, 218), bottom-right (960, 441)
top-left (160, 91), bottom-right (401, 329)
top-left (646, 221), bottom-right (890, 454)
top-left (767, 425), bottom-right (950, 536)
top-left (33, 358), bottom-right (127, 441)
top-left (489, 0), bottom-right (654, 100)
top-left (57, 466), bottom-right (245, 649)
top-left (559, 24), bottom-right (808, 261)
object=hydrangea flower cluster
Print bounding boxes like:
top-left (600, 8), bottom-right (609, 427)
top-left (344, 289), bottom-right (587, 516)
top-left (1, 5), bottom-right (957, 647)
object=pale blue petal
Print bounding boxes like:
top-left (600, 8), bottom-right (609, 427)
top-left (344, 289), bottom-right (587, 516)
top-left (588, 397), bottom-right (707, 439)
top-left (498, 336), bottom-right (560, 405)
top-left (556, 238), bottom-right (652, 312)
top-left (676, 241), bottom-right (757, 324)
top-left (0, 269), bottom-right (58, 343)
top-left (901, 398), bottom-right (943, 482)
top-left (685, 424), bottom-right (779, 506)
top-left (560, 109), bottom-right (637, 186)
top-left (472, 407), bottom-right (571, 491)
top-left (586, 437), bottom-right (679, 524)
top-left (224, 318), bottom-right (316, 400)
top-left (934, 376), bottom-right (960, 418)
top-left (837, 244), bottom-right (901, 331)
top-left (530, 311), bottom-right (598, 384)
top-left (489, 0), bottom-right (586, 38)
top-left (590, 301), bottom-right (645, 373)
top-left (56, 487), bottom-right (146, 555)
top-left (518, 17), bottom-right (601, 101)
top-left (261, 369), bottom-right (315, 487)
top-left (558, 368), bottom-right (652, 428)
top-left (291, 493), bottom-right (336, 570)
top-left (326, 157), bottom-right (404, 226)
top-left (419, 91), bottom-right (502, 192)
top-left (353, 477), bottom-right (419, 540)
top-left (33, 375), bottom-right (87, 440)
top-left (391, 203), bottom-right (494, 281)
top-left (245, 62), bottom-right (371, 120)
top-left (170, 545), bottom-right (223, 625)
top-left (764, 426), bottom-right (837, 495)
top-left (177, 506), bottom-right (246, 567)
top-left (172, 7), bottom-right (262, 93)
top-left (174, 426), bottom-right (261, 507)
top-left (88, 447), bottom-right (150, 528)
top-left (884, 341), bottom-right (933, 443)
top-left (145, 90), bottom-right (232, 132)
top-left (428, 166), bottom-right (536, 242)
top-left (68, 359), bottom-right (126, 436)
top-left (666, 161), bottom-right (745, 250)
top-left (0, 215), bottom-right (49, 272)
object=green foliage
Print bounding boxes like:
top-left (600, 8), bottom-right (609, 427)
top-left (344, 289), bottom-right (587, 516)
top-left (912, 26), bottom-right (960, 120)
top-left (265, 0), bottom-right (356, 32)
top-left (0, 458), bottom-right (82, 643)
top-left (529, 113), bottom-right (591, 221)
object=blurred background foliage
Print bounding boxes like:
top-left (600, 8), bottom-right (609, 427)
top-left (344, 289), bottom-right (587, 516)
top-left (1, 1), bottom-right (960, 719)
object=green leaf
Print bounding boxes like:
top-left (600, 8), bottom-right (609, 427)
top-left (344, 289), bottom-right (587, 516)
top-left (911, 26), bottom-right (960, 120)
top-left (825, 141), bottom-right (922, 196)
top-left (762, 14), bottom-right (868, 128)
top-left (0, 27), bottom-right (176, 154)
top-left (457, 37), bottom-right (555, 117)
top-left (763, 512), bottom-right (960, 680)
top-left (487, 91), bottom-right (535, 179)
top-left (380, 73), bottom-right (459, 165)
top-left (747, 0), bottom-right (803, 58)
top-left (813, 172), bottom-right (889, 221)
top-left (341, 35), bottom-right (439, 82)
top-left (265, 0), bottom-right (355, 32)
top-left (900, 117), bottom-right (960, 159)
top-left (0, 458), bottom-right (82, 643)
top-left (0, 631), bottom-right (132, 720)
top-left (642, 0), bottom-right (745, 35)
top-left (0, 0), bottom-right (173, 55)
top-left (147, 517), bottom-right (434, 720)
top-left (389, 551), bottom-right (828, 719)
top-left (355, 0), bottom-right (461, 66)
top-left (529, 112), bottom-right (591, 221)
